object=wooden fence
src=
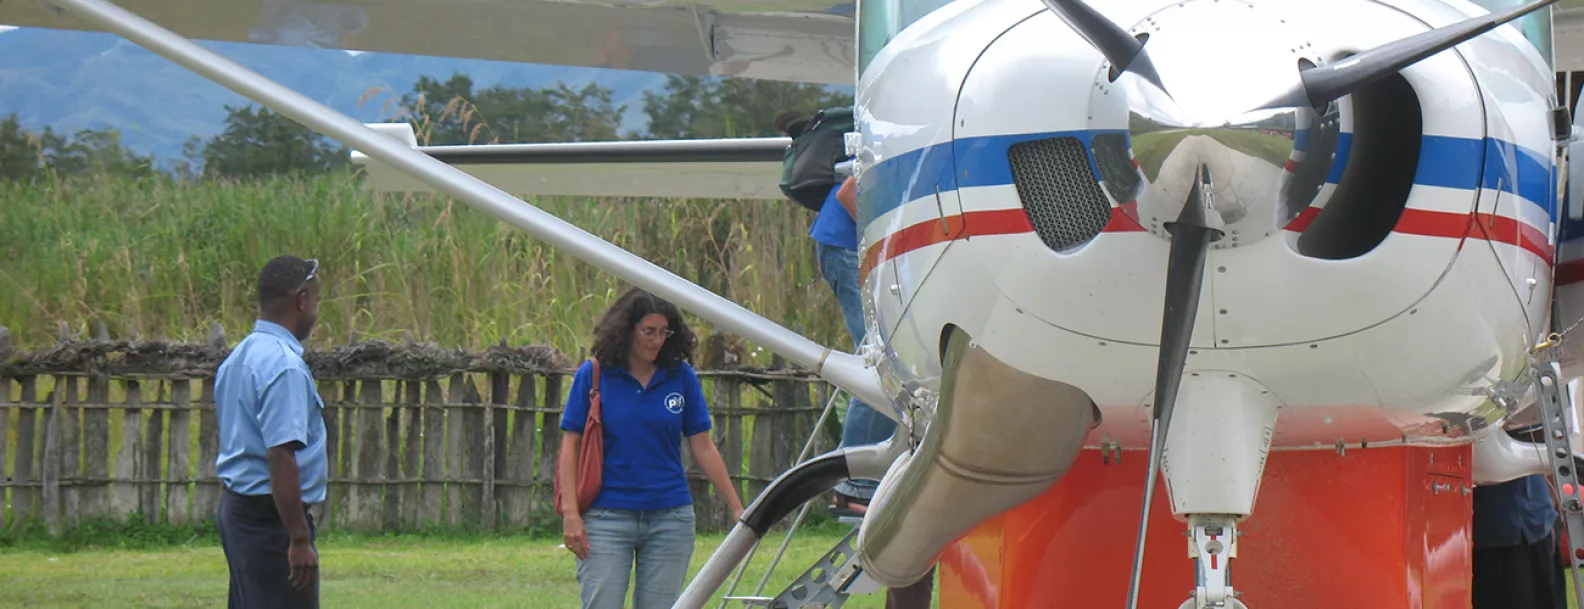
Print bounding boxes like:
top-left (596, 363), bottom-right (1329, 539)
top-left (0, 324), bottom-right (840, 536)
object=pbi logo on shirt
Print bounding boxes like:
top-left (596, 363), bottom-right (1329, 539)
top-left (664, 392), bottom-right (685, 414)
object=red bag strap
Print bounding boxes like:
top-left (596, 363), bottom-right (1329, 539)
top-left (587, 359), bottom-right (602, 422)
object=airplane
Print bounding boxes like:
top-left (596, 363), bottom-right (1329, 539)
top-left (12, 0), bottom-right (1584, 606)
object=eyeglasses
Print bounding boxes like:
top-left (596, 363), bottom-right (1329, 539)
top-left (639, 327), bottom-right (674, 339)
top-left (295, 258), bottom-right (319, 294)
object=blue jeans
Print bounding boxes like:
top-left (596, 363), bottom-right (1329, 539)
top-left (816, 242), bottom-right (899, 500)
top-left (575, 505), bottom-right (697, 609)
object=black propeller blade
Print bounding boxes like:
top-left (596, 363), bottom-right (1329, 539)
top-left (1262, 0), bottom-right (1560, 109)
top-left (1125, 164), bottom-right (1222, 609)
top-left (1036, 0), bottom-right (1166, 91)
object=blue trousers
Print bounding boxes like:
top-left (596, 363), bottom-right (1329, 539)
top-left (575, 505), bottom-right (697, 609)
top-left (817, 242), bottom-right (899, 500)
top-left (217, 488), bottom-right (319, 609)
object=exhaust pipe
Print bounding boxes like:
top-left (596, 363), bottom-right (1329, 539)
top-left (856, 327), bottom-right (1098, 587)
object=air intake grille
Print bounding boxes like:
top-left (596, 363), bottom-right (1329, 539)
top-left (1091, 133), bottom-right (1144, 204)
top-left (1007, 137), bottom-right (1112, 252)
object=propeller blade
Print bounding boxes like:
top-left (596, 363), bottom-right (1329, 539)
top-left (1126, 164), bottom-right (1221, 609)
top-left (1262, 0), bottom-right (1559, 109)
top-left (1037, 0), bottom-right (1166, 90)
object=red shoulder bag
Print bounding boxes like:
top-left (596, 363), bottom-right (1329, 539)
top-left (555, 359), bottom-right (604, 517)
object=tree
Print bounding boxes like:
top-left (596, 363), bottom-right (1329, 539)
top-left (0, 114), bottom-right (154, 182)
top-left (642, 75), bottom-right (854, 139)
top-left (391, 73), bottom-right (628, 145)
top-left (38, 126), bottom-right (156, 179)
top-left (201, 104), bottom-right (348, 179)
top-left (0, 113), bottom-right (43, 182)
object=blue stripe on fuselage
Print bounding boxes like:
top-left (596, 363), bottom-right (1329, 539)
top-left (860, 130), bottom-right (1556, 233)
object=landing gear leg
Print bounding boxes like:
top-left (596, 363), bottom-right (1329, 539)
top-left (1177, 515), bottom-right (1247, 609)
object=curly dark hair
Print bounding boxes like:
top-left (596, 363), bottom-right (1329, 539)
top-left (589, 287), bottom-right (697, 370)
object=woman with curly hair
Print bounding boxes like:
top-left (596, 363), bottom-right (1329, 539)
top-left (558, 286), bottom-right (745, 609)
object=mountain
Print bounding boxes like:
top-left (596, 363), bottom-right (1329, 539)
top-left (0, 27), bottom-right (670, 165)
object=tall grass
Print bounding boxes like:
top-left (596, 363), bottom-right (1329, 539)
top-left (0, 171), bottom-right (847, 362)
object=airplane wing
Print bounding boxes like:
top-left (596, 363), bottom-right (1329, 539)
top-left (351, 123), bottom-right (793, 199)
top-left (2, 0), bottom-right (856, 85)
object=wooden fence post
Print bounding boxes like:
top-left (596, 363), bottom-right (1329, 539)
top-left (504, 373), bottom-right (537, 530)
top-left (383, 380), bottom-right (401, 533)
top-left (166, 379), bottom-right (193, 526)
top-left (139, 375), bottom-right (164, 525)
top-left (15, 375), bottom-right (38, 528)
top-left (193, 324), bottom-right (224, 523)
top-left (321, 377), bottom-right (345, 530)
top-left (58, 362), bottom-right (81, 528)
top-left (399, 380), bottom-right (422, 531)
top-left (51, 326), bottom-right (80, 529)
top-left (461, 378), bottom-right (486, 529)
top-left (772, 359), bottom-right (809, 480)
top-left (421, 379), bottom-right (445, 529)
top-left (79, 324), bottom-right (110, 523)
top-left (0, 327), bottom-right (11, 532)
top-left (351, 376), bottom-right (384, 533)
top-left (444, 373), bottom-right (466, 528)
top-left (485, 365), bottom-right (509, 531)
top-left (42, 385), bottom-right (62, 537)
top-left (113, 378), bottom-right (142, 521)
top-left (535, 373), bottom-right (563, 516)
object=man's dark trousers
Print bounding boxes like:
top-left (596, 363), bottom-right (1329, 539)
top-left (217, 487), bottom-right (319, 608)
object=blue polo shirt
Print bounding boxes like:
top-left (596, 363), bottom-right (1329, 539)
top-left (213, 320), bottom-right (329, 505)
top-left (560, 359), bottom-right (712, 511)
top-left (1472, 474), bottom-right (1558, 549)
top-left (810, 183), bottom-right (858, 251)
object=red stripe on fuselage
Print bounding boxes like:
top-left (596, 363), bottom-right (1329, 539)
top-left (859, 207), bottom-right (1140, 279)
top-left (860, 204), bottom-right (1554, 282)
top-left (1283, 207), bottom-right (1551, 260)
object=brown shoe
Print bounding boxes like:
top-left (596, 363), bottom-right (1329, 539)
top-left (829, 491), bottom-right (869, 517)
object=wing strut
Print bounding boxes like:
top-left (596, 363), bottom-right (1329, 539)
top-left (40, 0), bottom-right (890, 411)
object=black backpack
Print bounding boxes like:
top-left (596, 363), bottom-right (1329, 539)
top-left (779, 106), bottom-right (855, 212)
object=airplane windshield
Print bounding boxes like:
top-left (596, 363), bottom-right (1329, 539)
top-left (859, 0), bottom-right (959, 75)
top-left (1470, 0), bottom-right (1553, 67)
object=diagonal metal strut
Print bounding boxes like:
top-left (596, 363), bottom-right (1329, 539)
top-left (39, 0), bottom-right (891, 413)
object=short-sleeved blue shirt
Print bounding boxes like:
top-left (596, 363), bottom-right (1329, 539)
top-left (560, 359), bottom-right (712, 511)
top-left (1472, 474), bottom-right (1558, 549)
top-left (809, 183), bottom-right (858, 251)
top-left (213, 320), bottom-right (329, 504)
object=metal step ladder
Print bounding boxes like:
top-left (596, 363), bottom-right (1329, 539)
top-left (715, 387), bottom-right (880, 608)
top-left (720, 523), bottom-right (882, 609)
top-left (1529, 360), bottom-right (1584, 607)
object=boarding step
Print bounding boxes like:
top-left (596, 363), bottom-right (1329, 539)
top-left (1532, 362), bottom-right (1584, 609)
top-left (727, 524), bottom-right (883, 609)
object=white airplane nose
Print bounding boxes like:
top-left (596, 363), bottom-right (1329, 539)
top-left (948, 0), bottom-right (1484, 349)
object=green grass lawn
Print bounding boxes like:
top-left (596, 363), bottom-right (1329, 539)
top-left (0, 527), bottom-right (899, 608)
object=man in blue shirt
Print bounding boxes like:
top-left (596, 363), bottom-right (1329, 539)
top-left (214, 255), bottom-right (328, 608)
top-left (776, 110), bottom-right (898, 510)
top-left (1472, 472), bottom-right (1565, 609)
top-left (808, 170), bottom-right (898, 511)
top-left (779, 111), bottom-right (932, 606)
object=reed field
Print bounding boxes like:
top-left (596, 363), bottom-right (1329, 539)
top-left (0, 171), bottom-right (849, 358)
